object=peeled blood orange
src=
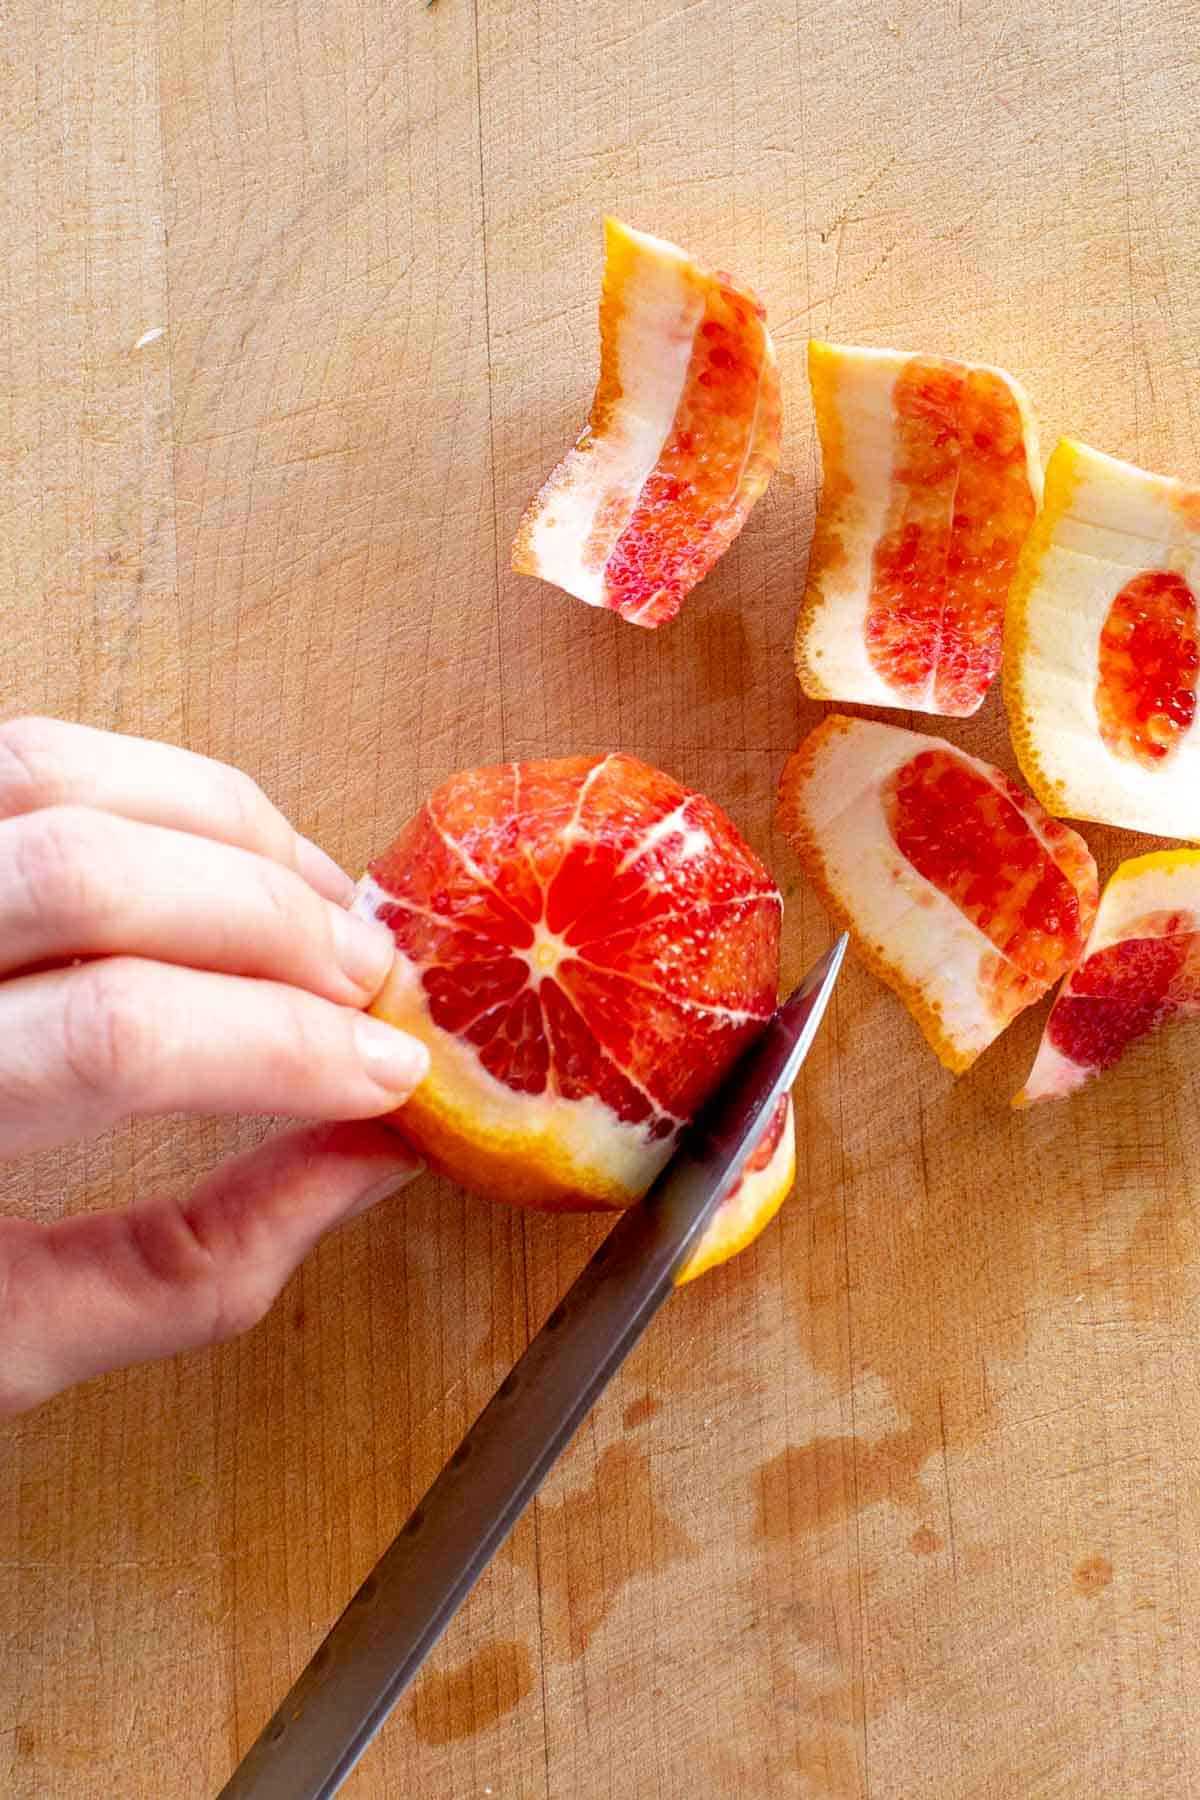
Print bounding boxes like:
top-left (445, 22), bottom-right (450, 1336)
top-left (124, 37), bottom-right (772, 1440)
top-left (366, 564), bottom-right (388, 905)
top-left (1004, 438), bottom-right (1200, 840)
top-left (778, 717), bottom-right (1098, 1072)
top-left (512, 218), bottom-right (781, 629)
top-left (1017, 849), bottom-right (1200, 1103)
top-left (796, 342), bottom-right (1041, 717)
top-left (355, 754), bottom-right (790, 1272)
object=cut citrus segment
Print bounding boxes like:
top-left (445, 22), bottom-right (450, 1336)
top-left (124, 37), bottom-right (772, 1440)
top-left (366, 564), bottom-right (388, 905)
top-left (675, 1095), bottom-right (795, 1286)
top-left (1005, 438), bottom-right (1200, 839)
top-left (1017, 849), bottom-right (1200, 1103)
top-left (512, 218), bottom-right (781, 629)
top-left (796, 342), bottom-right (1041, 717)
top-left (356, 754), bottom-right (782, 1214)
top-left (777, 717), bottom-right (1099, 1072)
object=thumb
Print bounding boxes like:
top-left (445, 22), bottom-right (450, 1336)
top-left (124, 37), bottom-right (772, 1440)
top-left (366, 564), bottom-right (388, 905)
top-left (0, 1120), bottom-right (423, 1416)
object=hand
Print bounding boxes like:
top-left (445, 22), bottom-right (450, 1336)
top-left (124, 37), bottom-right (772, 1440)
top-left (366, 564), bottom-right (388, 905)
top-left (0, 717), bottom-right (429, 1415)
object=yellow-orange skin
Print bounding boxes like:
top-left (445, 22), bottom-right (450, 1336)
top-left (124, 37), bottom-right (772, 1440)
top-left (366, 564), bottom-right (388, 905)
top-left (675, 1097), bottom-right (796, 1285)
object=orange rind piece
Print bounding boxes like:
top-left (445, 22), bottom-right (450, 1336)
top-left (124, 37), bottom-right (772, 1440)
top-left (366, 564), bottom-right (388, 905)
top-left (796, 342), bottom-right (1041, 717)
top-left (513, 218), bottom-right (781, 629)
top-left (1017, 849), bottom-right (1200, 1103)
top-left (675, 1095), bottom-right (795, 1286)
top-left (1004, 438), bottom-right (1200, 840)
top-left (356, 754), bottom-right (782, 1222)
top-left (778, 716), bottom-right (1099, 1072)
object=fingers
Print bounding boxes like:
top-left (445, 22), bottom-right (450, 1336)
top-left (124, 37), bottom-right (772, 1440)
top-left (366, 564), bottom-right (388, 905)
top-left (0, 1121), bottom-right (423, 1416)
top-left (0, 806), bottom-right (396, 1002)
top-left (0, 958), bottom-right (430, 1156)
top-left (0, 715), bottom-right (352, 903)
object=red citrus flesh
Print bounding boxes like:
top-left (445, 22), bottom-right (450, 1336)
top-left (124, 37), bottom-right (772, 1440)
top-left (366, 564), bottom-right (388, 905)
top-left (364, 754), bottom-right (782, 1210)
top-left (884, 748), bottom-right (1094, 1019)
top-left (1095, 569), bottom-right (1200, 767)
top-left (867, 358), bottom-right (1036, 714)
top-left (603, 284), bottom-right (778, 626)
top-left (1047, 914), bottom-right (1200, 1072)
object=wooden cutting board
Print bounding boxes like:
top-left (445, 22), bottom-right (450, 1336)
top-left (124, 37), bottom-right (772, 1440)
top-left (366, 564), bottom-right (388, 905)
top-left (2, 0), bottom-right (1198, 1794)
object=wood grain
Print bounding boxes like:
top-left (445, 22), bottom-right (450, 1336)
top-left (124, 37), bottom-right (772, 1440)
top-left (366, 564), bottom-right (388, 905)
top-left (2, 0), bottom-right (1199, 1794)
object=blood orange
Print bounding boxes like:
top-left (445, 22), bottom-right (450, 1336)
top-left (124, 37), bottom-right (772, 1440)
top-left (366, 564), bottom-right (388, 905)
top-left (1017, 849), bottom-right (1200, 1103)
top-left (513, 218), bottom-right (781, 629)
top-left (355, 755), bottom-right (784, 1234)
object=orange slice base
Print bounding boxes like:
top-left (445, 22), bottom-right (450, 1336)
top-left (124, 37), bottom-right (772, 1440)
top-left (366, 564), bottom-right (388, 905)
top-left (675, 1095), bottom-right (795, 1286)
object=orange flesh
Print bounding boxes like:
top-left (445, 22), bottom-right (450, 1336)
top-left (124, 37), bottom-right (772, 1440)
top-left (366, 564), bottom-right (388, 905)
top-left (603, 282), bottom-right (776, 627)
top-left (1048, 911), bottom-right (1200, 1070)
top-left (369, 757), bottom-right (780, 1139)
top-left (1095, 569), bottom-right (1200, 767)
top-left (884, 748), bottom-right (1095, 1019)
top-left (868, 359), bottom-right (1037, 715)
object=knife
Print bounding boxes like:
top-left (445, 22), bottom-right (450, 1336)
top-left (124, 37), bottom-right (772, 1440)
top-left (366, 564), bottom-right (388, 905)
top-left (219, 933), bottom-right (847, 1800)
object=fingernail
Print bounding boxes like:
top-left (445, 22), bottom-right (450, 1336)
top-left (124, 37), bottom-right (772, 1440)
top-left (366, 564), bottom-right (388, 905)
top-left (342, 1161), bottom-right (425, 1221)
top-left (330, 907), bottom-right (395, 997)
top-left (296, 834), bottom-right (356, 905)
top-left (355, 1016), bottom-right (430, 1097)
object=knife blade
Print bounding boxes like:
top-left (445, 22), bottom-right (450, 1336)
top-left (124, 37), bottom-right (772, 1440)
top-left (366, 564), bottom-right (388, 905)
top-left (219, 933), bottom-right (847, 1800)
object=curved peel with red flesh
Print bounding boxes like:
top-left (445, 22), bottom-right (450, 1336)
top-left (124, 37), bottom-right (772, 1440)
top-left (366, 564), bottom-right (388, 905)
top-left (778, 717), bottom-right (1098, 1072)
top-left (1017, 849), bottom-right (1200, 1104)
top-left (796, 342), bottom-right (1041, 717)
top-left (513, 218), bottom-right (781, 629)
top-left (1005, 438), bottom-right (1200, 840)
top-left (357, 754), bottom-right (781, 1212)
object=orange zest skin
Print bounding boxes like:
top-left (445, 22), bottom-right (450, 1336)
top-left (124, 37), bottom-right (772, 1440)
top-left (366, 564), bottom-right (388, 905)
top-left (675, 1095), bottom-right (795, 1286)
top-left (512, 219), bottom-right (781, 629)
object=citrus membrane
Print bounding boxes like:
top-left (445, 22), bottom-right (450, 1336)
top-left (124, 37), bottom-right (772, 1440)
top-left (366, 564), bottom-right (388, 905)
top-left (796, 342), bottom-right (1041, 717)
top-left (1005, 437), bottom-right (1200, 840)
top-left (778, 716), bottom-right (1098, 1072)
top-left (1017, 849), bottom-right (1200, 1103)
top-left (356, 754), bottom-right (783, 1219)
top-left (513, 218), bottom-right (781, 629)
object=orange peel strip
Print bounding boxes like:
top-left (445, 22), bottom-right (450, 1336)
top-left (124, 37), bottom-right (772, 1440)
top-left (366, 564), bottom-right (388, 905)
top-left (1004, 436), bottom-right (1200, 840)
top-left (796, 342), bottom-right (1040, 718)
top-left (778, 716), bottom-right (1098, 1072)
top-left (513, 218), bottom-right (780, 629)
top-left (1017, 848), bottom-right (1200, 1104)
